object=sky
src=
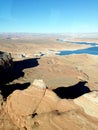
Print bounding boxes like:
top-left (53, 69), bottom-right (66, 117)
top-left (0, 0), bottom-right (98, 33)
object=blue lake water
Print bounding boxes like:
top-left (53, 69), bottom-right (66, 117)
top-left (71, 42), bottom-right (97, 46)
top-left (58, 47), bottom-right (98, 55)
top-left (57, 41), bottom-right (98, 56)
top-left (57, 39), bottom-right (97, 46)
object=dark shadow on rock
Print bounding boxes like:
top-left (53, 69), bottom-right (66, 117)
top-left (0, 82), bottom-right (30, 100)
top-left (0, 58), bottom-right (39, 84)
top-left (13, 58), bottom-right (39, 71)
top-left (53, 81), bottom-right (91, 99)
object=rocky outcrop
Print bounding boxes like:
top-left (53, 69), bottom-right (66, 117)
top-left (0, 51), bottom-right (13, 84)
top-left (0, 108), bottom-right (19, 130)
top-left (0, 51), bottom-right (13, 72)
top-left (74, 91), bottom-right (98, 118)
top-left (5, 79), bottom-right (98, 130)
top-left (5, 80), bottom-right (54, 128)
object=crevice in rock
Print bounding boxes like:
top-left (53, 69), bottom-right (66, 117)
top-left (32, 113), bottom-right (38, 118)
top-left (32, 87), bottom-right (47, 115)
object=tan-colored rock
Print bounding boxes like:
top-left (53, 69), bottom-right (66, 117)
top-left (1, 34), bottom-right (98, 129)
top-left (32, 79), bottom-right (46, 89)
top-left (5, 79), bottom-right (98, 130)
top-left (0, 108), bottom-right (19, 130)
top-left (5, 79), bottom-right (78, 129)
top-left (74, 91), bottom-right (98, 118)
top-left (36, 89), bottom-right (60, 114)
top-left (5, 79), bottom-right (46, 128)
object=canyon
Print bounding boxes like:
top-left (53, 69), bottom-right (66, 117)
top-left (0, 33), bottom-right (98, 130)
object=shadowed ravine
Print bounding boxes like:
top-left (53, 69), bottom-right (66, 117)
top-left (53, 81), bottom-right (91, 99)
top-left (0, 58), bottom-right (39, 84)
top-left (0, 83), bottom-right (30, 100)
top-left (0, 58), bottom-right (39, 99)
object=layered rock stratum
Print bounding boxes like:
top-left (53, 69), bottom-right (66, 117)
top-left (74, 91), bottom-right (98, 118)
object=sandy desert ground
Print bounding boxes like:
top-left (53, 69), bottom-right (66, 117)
top-left (0, 33), bottom-right (98, 130)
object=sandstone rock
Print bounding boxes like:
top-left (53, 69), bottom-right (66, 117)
top-left (0, 109), bottom-right (19, 130)
top-left (5, 79), bottom-right (76, 129)
top-left (36, 89), bottom-right (60, 114)
top-left (0, 51), bottom-right (13, 84)
top-left (32, 79), bottom-right (46, 89)
top-left (0, 51), bottom-right (13, 72)
top-left (5, 80), bottom-right (98, 130)
top-left (74, 91), bottom-right (98, 118)
top-left (5, 79), bottom-right (46, 128)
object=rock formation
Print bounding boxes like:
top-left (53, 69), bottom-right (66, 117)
top-left (74, 91), bottom-right (98, 118)
top-left (4, 79), bottom-right (98, 130)
top-left (0, 51), bottom-right (13, 84)
top-left (0, 51), bottom-right (13, 72)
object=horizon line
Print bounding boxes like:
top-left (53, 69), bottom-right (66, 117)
top-left (0, 32), bottom-right (98, 34)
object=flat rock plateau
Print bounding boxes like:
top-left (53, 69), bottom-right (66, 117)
top-left (0, 33), bottom-right (98, 130)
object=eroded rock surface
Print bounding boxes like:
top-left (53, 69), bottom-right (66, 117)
top-left (4, 79), bottom-right (98, 130)
top-left (0, 51), bottom-right (13, 72)
top-left (0, 51), bottom-right (13, 84)
top-left (74, 91), bottom-right (98, 118)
